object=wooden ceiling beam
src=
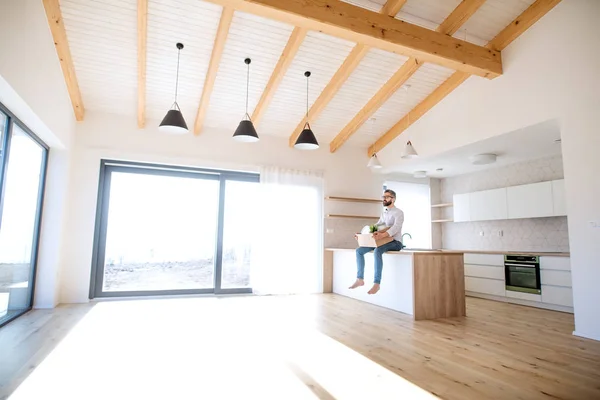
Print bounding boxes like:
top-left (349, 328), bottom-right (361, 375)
top-left (486, 0), bottom-right (562, 51)
top-left (380, 0), bottom-right (407, 17)
top-left (329, 0), bottom-right (485, 153)
top-left (368, 71), bottom-right (470, 155)
top-left (329, 58), bottom-right (421, 153)
top-left (137, 0), bottom-right (148, 128)
top-left (202, 0), bottom-right (502, 78)
top-left (194, 7), bottom-right (234, 135)
top-left (367, 0), bottom-right (562, 156)
top-left (437, 0), bottom-right (486, 36)
top-left (42, 0), bottom-right (84, 121)
top-left (288, 0), bottom-right (407, 147)
top-left (251, 27), bottom-right (307, 126)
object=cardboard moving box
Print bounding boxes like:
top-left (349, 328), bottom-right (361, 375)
top-left (356, 233), bottom-right (393, 248)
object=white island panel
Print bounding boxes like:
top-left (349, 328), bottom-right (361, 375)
top-left (332, 250), bottom-right (414, 315)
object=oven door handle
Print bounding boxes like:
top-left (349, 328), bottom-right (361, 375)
top-left (505, 263), bottom-right (538, 268)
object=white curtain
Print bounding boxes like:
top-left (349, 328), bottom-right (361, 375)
top-left (250, 166), bottom-right (324, 295)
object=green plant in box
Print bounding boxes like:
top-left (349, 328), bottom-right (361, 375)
top-left (369, 224), bottom-right (379, 233)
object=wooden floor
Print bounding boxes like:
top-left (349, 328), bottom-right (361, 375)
top-left (1, 294), bottom-right (599, 400)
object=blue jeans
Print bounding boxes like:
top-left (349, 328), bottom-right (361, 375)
top-left (356, 240), bottom-right (403, 284)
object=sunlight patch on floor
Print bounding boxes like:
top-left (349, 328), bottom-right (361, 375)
top-left (8, 296), bottom-right (437, 400)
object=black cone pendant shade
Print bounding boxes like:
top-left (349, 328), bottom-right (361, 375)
top-left (295, 122), bottom-right (319, 150)
top-left (295, 71), bottom-right (318, 150)
top-left (233, 119), bottom-right (259, 142)
top-left (233, 58), bottom-right (259, 142)
top-left (159, 43), bottom-right (188, 134)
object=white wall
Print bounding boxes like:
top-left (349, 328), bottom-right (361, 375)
top-left (379, 0), bottom-right (600, 341)
top-left (60, 111), bottom-right (387, 303)
top-left (0, 0), bottom-right (76, 308)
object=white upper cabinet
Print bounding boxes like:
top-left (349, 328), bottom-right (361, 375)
top-left (453, 193), bottom-right (471, 222)
top-left (507, 181), bottom-right (554, 219)
top-left (470, 188), bottom-right (508, 221)
top-left (552, 179), bottom-right (567, 216)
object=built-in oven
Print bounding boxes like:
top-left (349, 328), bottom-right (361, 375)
top-left (505, 255), bottom-right (541, 294)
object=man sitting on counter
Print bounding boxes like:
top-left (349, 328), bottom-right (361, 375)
top-left (349, 189), bottom-right (405, 295)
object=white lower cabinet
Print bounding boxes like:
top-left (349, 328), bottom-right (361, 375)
top-left (541, 270), bottom-right (572, 287)
top-left (541, 285), bottom-right (573, 307)
top-left (465, 276), bottom-right (505, 296)
top-left (465, 264), bottom-right (504, 280)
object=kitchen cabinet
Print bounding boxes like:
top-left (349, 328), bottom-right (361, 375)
top-left (507, 181), bottom-right (554, 219)
top-left (470, 188), bottom-right (508, 221)
top-left (540, 256), bottom-right (570, 271)
top-left (452, 193), bottom-right (471, 222)
top-left (465, 276), bottom-right (505, 296)
top-left (541, 285), bottom-right (573, 307)
top-left (552, 179), bottom-right (567, 216)
top-left (541, 269), bottom-right (572, 287)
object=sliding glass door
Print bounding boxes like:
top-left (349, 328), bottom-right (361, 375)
top-left (91, 161), bottom-right (258, 298)
top-left (0, 105), bottom-right (48, 328)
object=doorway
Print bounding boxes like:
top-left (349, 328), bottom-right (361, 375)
top-left (90, 160), bottom-right (259, 298)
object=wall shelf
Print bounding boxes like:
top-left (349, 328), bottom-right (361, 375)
top-left (432, 219), bottom-right (454, 223)
top-left (326, 196), bottom-right (381, 204)
top-left (431, 203), bottom-right (453, 208)
top-left (327, 214), bottom-right (379, 219)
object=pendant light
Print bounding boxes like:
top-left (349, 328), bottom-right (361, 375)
top-left (294, 71), bottom-right (319, 150)
top-left (367, 153), bottom-right (382, 168)
top-left (159, 42), bottom-right (188, 134)
top-left (233, 58), bottom-right (259, 142)
top-left (401, 140), bottom-right (418, 158)
top-left (366, 119), bottom-right (382, 168)
top-left (400, 84), bottom-right (418, 158)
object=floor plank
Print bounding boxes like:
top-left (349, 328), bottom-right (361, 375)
top-left (0, 295), bottom-right (599, 400)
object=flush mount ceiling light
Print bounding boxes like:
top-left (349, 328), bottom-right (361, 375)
top-left (401, 140), bottom-right (418, 159)
top-left (413, 170), bottom-right (427, 178)
top-left (159, 43), bottom-right (188, 134)
top-left (367, 153), bottom-right (382, 169)
top-left (470, 153), bottom-right (497, 165)
top-left (233, 58), bottom-right (259, 142)
top-left (294, 71), bottom-right (319, 150)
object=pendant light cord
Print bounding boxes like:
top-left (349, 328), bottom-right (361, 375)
top-left (305, 73), bottom-right (309, 126)
top-left (246, 60), bottom-right (250, 118)
top-left (175, 47), bottom-right (181, 104)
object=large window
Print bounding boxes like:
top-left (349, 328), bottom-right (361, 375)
top-left (90, 160), bottom-right (259, 298)
top-left (0, 104), bottom-right (48, 328)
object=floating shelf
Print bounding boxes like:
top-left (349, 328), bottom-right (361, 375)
top-left (327, 214), bottom-right (379, 219)
top-left (326, 196), bottom-right (381, 204)
top-left (431, 203), bottom-right (453, 208)
top-left (432, 219), bottom-right (454, 223)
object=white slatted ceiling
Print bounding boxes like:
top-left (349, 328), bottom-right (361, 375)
top-left (397, 0), bottom-right (462, 27)
top-left (256, 31), bottom-right (355, 138)
top-left (454, 0), bottom-right (535, 44)
top-left (341, 0), bottom-right (385, 13)
top-left (348, 62), bottom-right (455, 146)
top-left (145, 0), bottom-right (223, 126)
top-left (311, 48), bottom-right (408, 142)
top-left (60, 0), bottom-right (137, 117)
top-left (203, 11), bottom-right (294, 132)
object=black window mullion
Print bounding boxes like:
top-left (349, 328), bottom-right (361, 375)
top-left (0, 115), bottom-right (14, 232)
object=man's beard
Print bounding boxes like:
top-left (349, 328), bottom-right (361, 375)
top-left (383, 200), bottom-right (392, 207)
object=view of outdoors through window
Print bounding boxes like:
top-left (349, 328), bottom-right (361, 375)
top-left (101, 170), bottom-right (259, 293)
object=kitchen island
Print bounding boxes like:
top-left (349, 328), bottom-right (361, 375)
top-left (324, 248), bottom-right (466, 320)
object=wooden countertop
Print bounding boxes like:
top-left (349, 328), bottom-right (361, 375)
top-left (324, 248), bottom-right (464, 255)
top-left (441, 249), bottom-right (570, 257)
top-left (324, 248), bottom-right (570, 257)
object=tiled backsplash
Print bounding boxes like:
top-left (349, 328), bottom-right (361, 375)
top-left (441, 155), bottom-right (570, 252)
